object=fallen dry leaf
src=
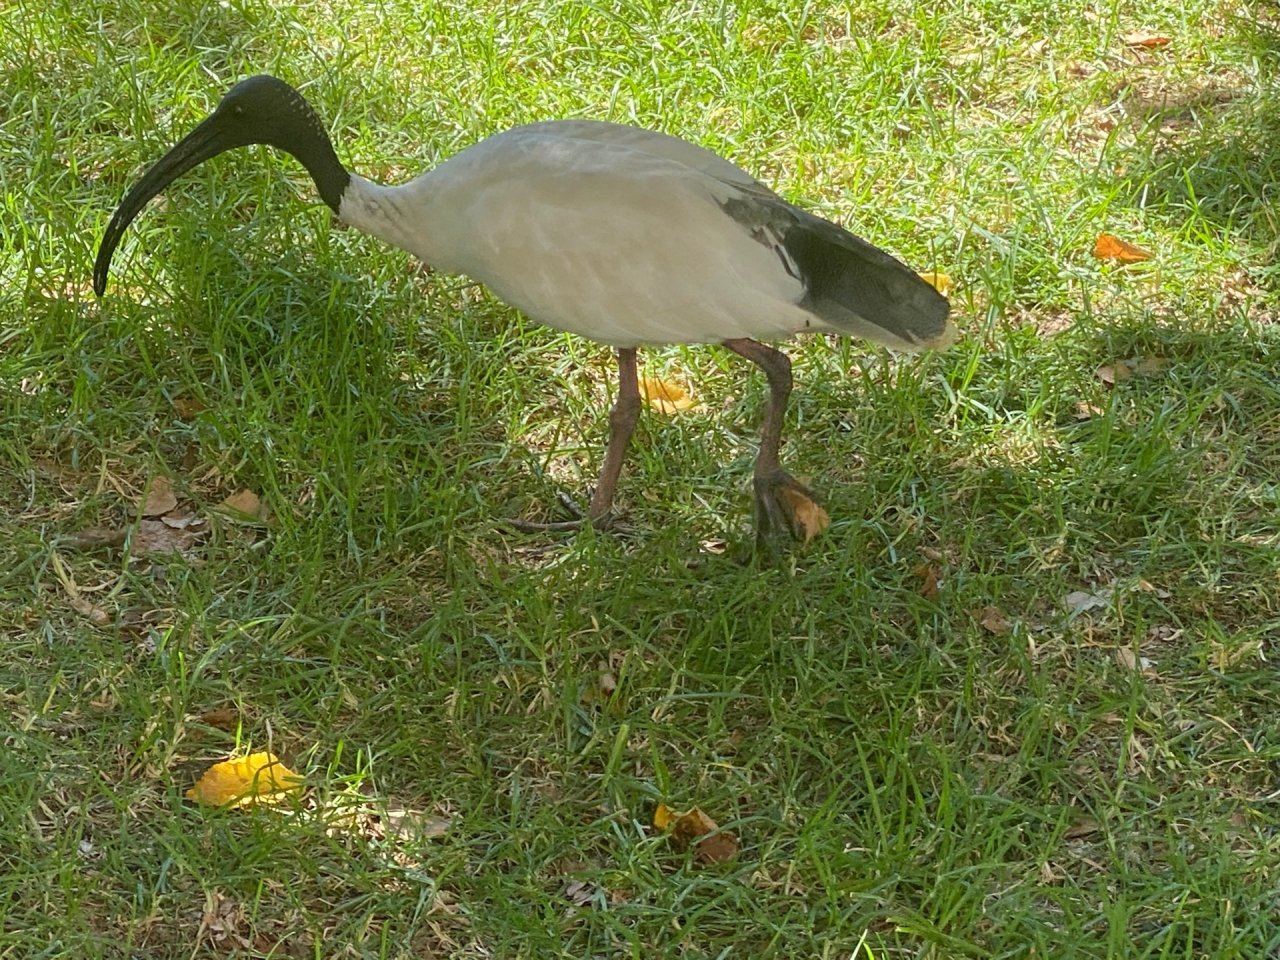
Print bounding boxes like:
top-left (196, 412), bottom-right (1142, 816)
top-left (172, 395), bottom-right (207, 420)
top-left (975, 605), bottom-right (1011, 635)
top-left (1122, 32), bottom-right (1171, 48)
top-left (1064, 589), bottom-right (1110, 615)
top-left (69, 595), bottom-right (112, 625)
top-left (379, 806), bottom-right (451, 841)
top-left (1064, 817), bottom-right (1101, 839)
top-left (655, 804), bottom-right (739, 864)
top-left (217, 489), bottom-right (265, 521)
top-left (186, 752), bottom-right (304, 808)
top-left (638, 377), bottom-right (696, 414)
top-left (1074, 401), bottom-right (1106, 420)
top-left (1115, 648), bottom-right (1157, 675)
top-left (778, 486), bottom-right (830, 545)
top-left (914, 562), bottom-right (941, 601)
top-left (139, 476), bottom-right (178, 517)
top-left (1093, 233), bottom-right (1154, 263)
top-left (918, 271), bottom-right (954, 296)
top-left (1096, 356), bottom-right (1169, 387)
top-left (1094, 363), bottom-right (1132, 387)
top-left (133, 518), bottom-right (204, 556)
top-left (197, 707), bottom-right (240, 731)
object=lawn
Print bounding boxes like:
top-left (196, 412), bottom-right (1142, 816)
top-left (2, 0), bottom-right (1279, 957)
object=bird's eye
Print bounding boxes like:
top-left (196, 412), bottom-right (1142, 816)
top-left (232, 105), bottom-right (244, 115)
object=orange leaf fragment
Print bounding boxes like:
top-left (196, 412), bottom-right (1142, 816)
top-left (1122, 32), bottom-right (1171, 48)
top-left (914, 562), bottom-right (941, 601)
top-left (918, 271), bottom-right (954, 296)
top-left (1092, 233), bottom-right (1153, 263)
top-left (638, 377), bottom-right (696, 414)
top-left (778, 486), bottom-right (831, 545)
top-left (655, 804), bottom-right (739, 863)
top-left (186, 752), bottom-right (304, 808)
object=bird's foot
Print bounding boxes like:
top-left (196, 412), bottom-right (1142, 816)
top-left (507, 491), bottom-right (629, 535)
top-left (751, 468), bottom-right (830, 559)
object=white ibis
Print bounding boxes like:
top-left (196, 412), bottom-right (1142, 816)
top-left (94, 75), bottom-right (955, 556)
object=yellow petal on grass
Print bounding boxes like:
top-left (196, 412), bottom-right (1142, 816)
top-left (186, 752), bottom-right (304, 808)
top-left (918, 271), bottom-right (954, 296)
top-left (1092, 233), bottom-right (1153, 263)
top-left (638, 377), bottom-right (696, 415)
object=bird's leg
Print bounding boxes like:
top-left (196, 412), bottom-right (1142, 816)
top-left (510, 348), bottom-right (640, 533)
top-left (586, 346), bottom-right (641, 523)
top-left (722, 338), bottom-right (828, 556)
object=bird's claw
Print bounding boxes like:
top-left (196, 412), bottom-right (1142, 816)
top-left (506, 491), bottom-right (631, 536)
top-left (751, 468), bottom-right (830, 560)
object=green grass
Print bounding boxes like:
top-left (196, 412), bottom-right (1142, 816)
top-left (3, 0), bottom-right (1280, 957)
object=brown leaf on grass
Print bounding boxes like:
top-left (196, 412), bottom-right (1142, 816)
top-left (69, 595), bottom-right (112, 625)
top-left (1074, 401), bottom-right (1106, 420)
top-left (778, 486), bottom-right (830, 545)
top-left (197, 707), bottom-right (240, 731)
top-left (138, 476), bottom-right (178, 517)
top-left (1115, 647), bottom-right (1157, 675)
top-left (1092, 233), bottom-right (1154, 263)
top-left (171, 395), bottom-right (206, 421)
top-left (1122, 32), bottom-right (1171, 48)
top-left (133, 518), bottom-right (204, 555)
top-left (975, 605), bottom-right (1011, 635)
top-left (1064, 817), bottom-right (1101, 839)
top-left (638, 377), bottom-right (696, 414)
top-left (217, 489), bottom-right (266, 521)
top-left (654, 804), bottom-right (739, 864)
top-left (914, 563), bottom-right (941, 601)
top-left (186, 752), bottom-right (304, 808)
top-left (1094, 363), bottom-right (1132, 387)
top-left (1096, 356), bottom-right (1169, 387)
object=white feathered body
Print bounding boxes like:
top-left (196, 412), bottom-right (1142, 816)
top-left (336, 120), bottom-right (945, 350)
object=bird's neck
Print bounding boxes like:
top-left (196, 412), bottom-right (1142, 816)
top-left (335, 174), bottom-right (440, 265)
top-left (292, 133), bottom-right (350, 214)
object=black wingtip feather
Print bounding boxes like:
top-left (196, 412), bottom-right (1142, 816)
top-left (783, 213), bottom-right (953, 349)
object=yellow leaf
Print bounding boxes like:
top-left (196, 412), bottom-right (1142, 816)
top-left (1092, 233), bottom-right (1153, 263)
top-left (638, 377), bottom-right (695, 415)
top-left (918, 271), bottom-right (954, 296)
top-left (778, 486), bottom-right (830, 545)
top-left (186, 752), bottom-right (304, 808)
top-left (653, 802), bottom-right (675, 831)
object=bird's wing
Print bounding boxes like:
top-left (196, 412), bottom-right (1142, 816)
top-left (715, 184), bottom-right (955, 351)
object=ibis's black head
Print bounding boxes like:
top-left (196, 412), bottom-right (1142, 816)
top-left (93, 74), bottom-right (350, 296)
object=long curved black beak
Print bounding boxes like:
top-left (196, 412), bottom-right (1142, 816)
top-left (93, 111), bottom-right (246, 297)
